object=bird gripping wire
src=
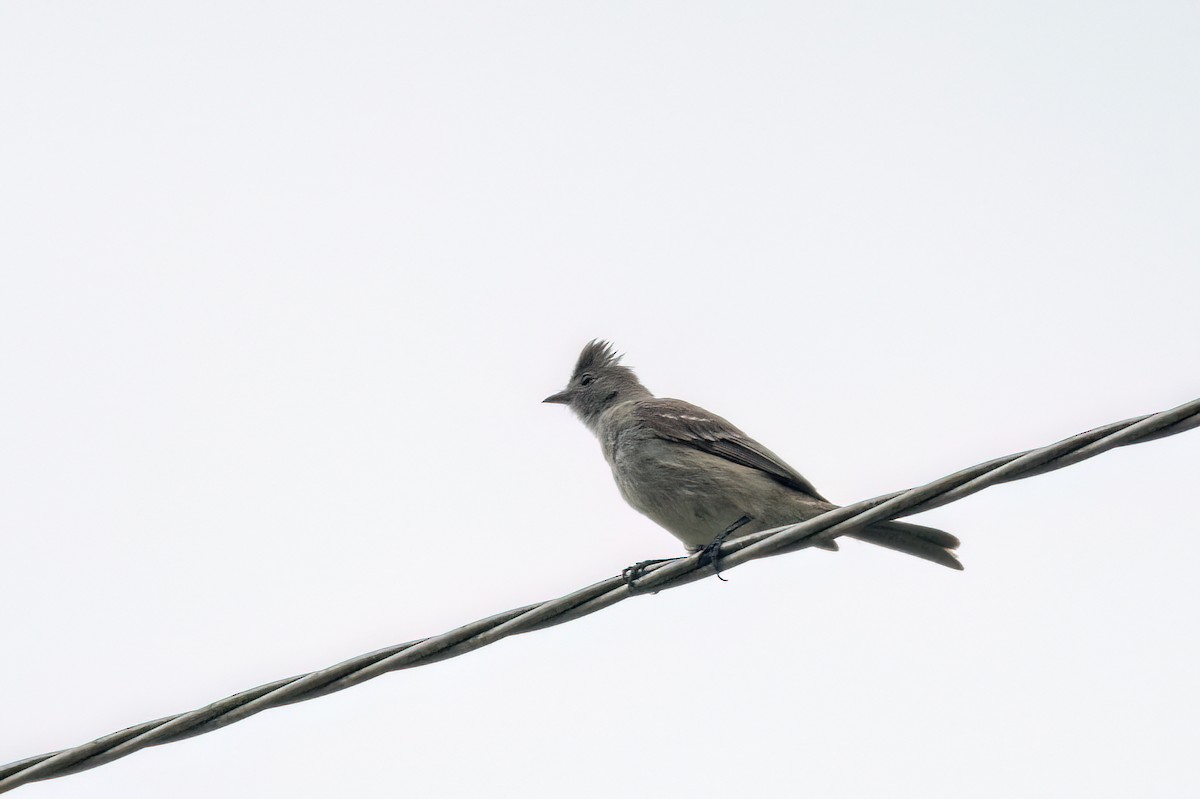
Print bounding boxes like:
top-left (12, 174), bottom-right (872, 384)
top-left (1, 396), bottom-right (1197, 794)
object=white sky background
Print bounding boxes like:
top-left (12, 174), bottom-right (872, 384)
top-left (2, 2), bottom-right (1198, 797)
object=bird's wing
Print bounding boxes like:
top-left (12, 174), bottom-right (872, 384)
top-left (632, 398), bottom-right (828, 501)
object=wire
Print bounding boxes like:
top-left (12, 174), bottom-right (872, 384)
top-left (2, 397), bottom-right (1197, 793)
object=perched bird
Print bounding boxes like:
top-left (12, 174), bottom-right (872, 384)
top-left (544, 340), bottom-right (961, 571)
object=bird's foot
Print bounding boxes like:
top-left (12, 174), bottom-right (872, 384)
top-left (622, 558), bottom-right (681, 593)
top-left (697, 515), bottom-right (753, 582)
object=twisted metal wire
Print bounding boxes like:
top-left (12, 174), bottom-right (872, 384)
top-left (2, 397), bottom-right (1197, 793)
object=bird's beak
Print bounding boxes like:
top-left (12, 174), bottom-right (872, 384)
top-left (543, 389), bottom-right (573, 404)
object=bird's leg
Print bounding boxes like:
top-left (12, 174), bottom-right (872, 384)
top-left (622, 557), bottom-right (683, 593)
top-left (698, 515), bottom-right (753, 581)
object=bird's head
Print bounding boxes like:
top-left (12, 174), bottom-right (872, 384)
top-left (543, 340), bottom-right (649, 428)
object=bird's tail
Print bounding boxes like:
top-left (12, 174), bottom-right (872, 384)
top-left (846, 519), bottom-right (963, 570)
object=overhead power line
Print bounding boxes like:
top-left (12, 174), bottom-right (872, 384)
top-left (2, 397), bottom-right (1197, 793)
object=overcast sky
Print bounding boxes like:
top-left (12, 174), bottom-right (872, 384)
top-left (2, 2), bottom-right (1199, 797)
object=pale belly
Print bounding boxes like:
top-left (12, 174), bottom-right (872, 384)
top-left (609, 437), bottom-right (823, 551)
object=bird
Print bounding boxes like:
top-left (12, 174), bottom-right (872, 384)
top-left (543, 340), bottom-right (962, 573)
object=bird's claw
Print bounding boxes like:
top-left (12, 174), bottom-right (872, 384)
top-left (697, 514), bottom-right (754, 581)
top-left (622, 558), bottom-right (679, 593)
top-left (696, 540), bottom-right (729, 581)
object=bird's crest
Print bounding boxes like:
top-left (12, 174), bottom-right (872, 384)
top-left (572, 339), bottom-right (623, 379)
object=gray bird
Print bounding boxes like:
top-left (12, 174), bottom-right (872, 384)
top-left (544, 340), bottom-right (962, 571)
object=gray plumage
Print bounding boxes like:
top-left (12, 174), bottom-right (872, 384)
top-left (544, 340), bottom-right (962, 570)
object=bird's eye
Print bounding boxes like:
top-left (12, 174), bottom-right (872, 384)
top-left (580, 374), bottom-right (594, 386)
